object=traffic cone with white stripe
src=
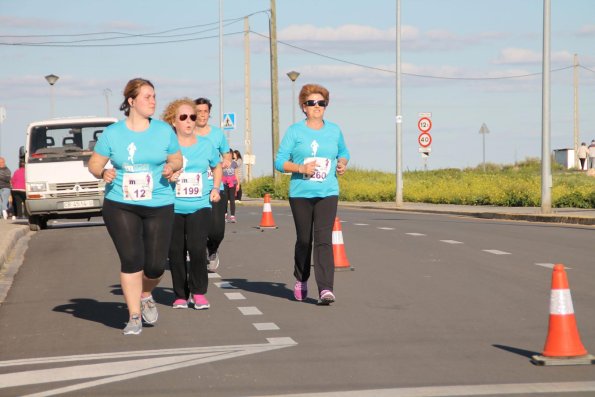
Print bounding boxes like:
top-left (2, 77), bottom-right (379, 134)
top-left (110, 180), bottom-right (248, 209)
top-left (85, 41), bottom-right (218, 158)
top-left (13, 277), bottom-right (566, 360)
top-left (257, 193), bottom-right (278, 229)
top-left (332, 217), bottom-right (353, 271)
top-left (531, 264), bottom-right (594, 366)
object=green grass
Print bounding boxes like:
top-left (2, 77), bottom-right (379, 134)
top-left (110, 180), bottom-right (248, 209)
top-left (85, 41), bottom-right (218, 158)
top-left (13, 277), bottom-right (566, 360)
top-left (243, 158), bottom-right (595, 208)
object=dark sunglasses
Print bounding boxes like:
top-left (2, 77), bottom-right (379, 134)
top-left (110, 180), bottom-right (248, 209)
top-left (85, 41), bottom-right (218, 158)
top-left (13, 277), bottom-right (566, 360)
top-left (179, 114), bottom-right (197, 121)
top-left (303, 100), bottom-right (327, 107)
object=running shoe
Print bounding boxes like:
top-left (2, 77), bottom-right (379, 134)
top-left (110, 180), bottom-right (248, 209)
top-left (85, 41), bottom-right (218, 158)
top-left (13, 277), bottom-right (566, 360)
top-left (172, 298), bottom-right (188, 309)
top-left (207, 252), bottom-right (220, 271)
top-left (141, 295), bottom-right (158, 324)
top-left (123, 314), bottom-right (142, 335)
top-left (317, 290), bottom-right (335, 305)
top-left (294, 280), bottom-right (307, 301)
top-left (191, 294), bottom-right (210, 310)
top-left (229, 215), bottom-right (237, 223)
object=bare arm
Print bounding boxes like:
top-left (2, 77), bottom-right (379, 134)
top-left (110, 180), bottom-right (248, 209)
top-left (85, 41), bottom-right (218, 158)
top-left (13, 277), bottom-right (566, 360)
top-left (88, 152), bottom-right (115, 182)
top-left (163, 150), bottom-right (183, 179)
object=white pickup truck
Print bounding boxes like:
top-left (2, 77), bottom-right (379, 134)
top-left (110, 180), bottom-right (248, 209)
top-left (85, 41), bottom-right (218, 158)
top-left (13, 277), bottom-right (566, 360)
top-left (23, 116), bottom-right (117, 230)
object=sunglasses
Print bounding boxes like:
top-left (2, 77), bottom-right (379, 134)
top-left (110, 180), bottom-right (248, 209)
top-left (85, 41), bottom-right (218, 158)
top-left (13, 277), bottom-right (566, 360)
top-left (179, 114), bottom-right (197, 122)
top-left (303, 100), bottom-right (328, 107)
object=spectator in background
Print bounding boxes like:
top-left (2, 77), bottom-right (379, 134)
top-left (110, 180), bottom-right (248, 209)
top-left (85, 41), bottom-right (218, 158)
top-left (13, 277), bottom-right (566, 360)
top-left (233, 149), bottom-right (243, 202)
top-left (222, 149), bottom-right (238, 223)
top-left (578, 142), bottom-right (588, 170)
top-left (0, 157), bottom-right (11, 220)
top-left (588, 140), bottom-right (595, 169)
top-left (11, 160), bottom-right (26, 219)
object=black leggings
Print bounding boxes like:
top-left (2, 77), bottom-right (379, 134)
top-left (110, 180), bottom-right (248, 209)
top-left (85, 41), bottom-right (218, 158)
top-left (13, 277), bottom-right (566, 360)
top-left (102, 198), bottom-right (174, 277)
top-left (207, 188), bottom-right (227, 255)
top-left (169, 207), bottom-right (211, 298)
top-left (288, 196), bottom-right (338, 294)
top-left (224, 184), bottom-right (236, 216)
top-left (11, 190), bottom-right (26, 218)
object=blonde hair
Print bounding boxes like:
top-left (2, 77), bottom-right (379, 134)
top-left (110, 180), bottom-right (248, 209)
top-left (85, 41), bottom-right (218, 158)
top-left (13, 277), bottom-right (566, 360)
top-left (298, 83), bottom-right (330, 107)
top-left (161, 98), bottom-right (196, 128)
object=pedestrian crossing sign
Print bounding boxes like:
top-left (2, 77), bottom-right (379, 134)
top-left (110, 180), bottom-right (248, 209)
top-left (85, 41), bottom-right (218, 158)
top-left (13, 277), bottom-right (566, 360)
top-left (222, 112), bottom-right (236, 131)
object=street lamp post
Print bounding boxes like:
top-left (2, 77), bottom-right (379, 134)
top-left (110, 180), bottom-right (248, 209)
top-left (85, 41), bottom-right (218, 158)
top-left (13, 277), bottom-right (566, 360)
top-left (103, 88), bottom-right (112, 116)
top-left (45, 74), bottom-right (59, 118)
top-left (286, 71), bottom-right (300, 124)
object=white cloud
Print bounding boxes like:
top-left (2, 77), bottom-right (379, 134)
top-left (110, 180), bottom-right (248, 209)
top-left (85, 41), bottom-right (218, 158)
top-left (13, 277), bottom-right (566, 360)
top-left (494, 48), bottom-right (573, 65)
top-left (578, 24), bottom-right (595, 36)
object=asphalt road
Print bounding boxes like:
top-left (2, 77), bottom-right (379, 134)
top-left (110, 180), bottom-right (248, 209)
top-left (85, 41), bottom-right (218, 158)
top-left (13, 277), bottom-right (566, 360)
top-left (0, 206), bottom-right (594, 397)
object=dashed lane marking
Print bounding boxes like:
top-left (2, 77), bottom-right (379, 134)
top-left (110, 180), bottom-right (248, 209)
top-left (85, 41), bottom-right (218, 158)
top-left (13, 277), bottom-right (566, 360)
top-left (208, 273), bottom-right (221, 279)
top-left (482, 249), bottom-right (511, 255)
top-left (253, 323), bottom-right (280, 331)
top-left (353, 223), bottom-right (369, 226)
top-left (0, 339), bottom-right (297, 396)
top-left (406, 233), bottom-right (426, 236)
top-left (535, 263), bottom-right (571, 269)
top-left (440, 240), bottom-right (463, 244)
top-left (225, 292), bottom-right (246, 300)
top-left (378, 227), bottom-right (394, 230)
top-left (238, 306), bottom-right (263, 315)
top-left (214, 281), bottom-right (237, 289)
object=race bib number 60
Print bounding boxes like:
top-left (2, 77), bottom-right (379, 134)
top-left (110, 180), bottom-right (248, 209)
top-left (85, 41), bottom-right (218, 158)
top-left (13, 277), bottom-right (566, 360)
top-left (123, 172), bottom-right (153, 201)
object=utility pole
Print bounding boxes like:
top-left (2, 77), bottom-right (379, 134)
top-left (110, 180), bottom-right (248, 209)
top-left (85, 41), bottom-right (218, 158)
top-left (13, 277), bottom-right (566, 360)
top-left (573, 53), bottom-right (579, 169)
top-left (479, 123), bottom-right (490, 172)
top-left (395, 0), bottom-right (403, 207)
top-left (244, 16), bottom-right (253, 182)
top-left (269, 0), bottom-right (280, 181)
top-left (541, 0), bottom-right (552, 213)
top-left (219, 0), bottom-right (224, 135)
top-left (103, 88), bottom-right (112, 117)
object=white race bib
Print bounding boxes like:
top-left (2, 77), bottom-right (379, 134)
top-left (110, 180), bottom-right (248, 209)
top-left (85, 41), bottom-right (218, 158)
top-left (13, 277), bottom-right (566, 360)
top-left (304, 157), bottom-right (331, 182)
top-left (123, 172), bottom-right (153, 201)
top-left (207, 168), bottom-right (214, 180)
top-left (176, 172), bottom-right (203, 198)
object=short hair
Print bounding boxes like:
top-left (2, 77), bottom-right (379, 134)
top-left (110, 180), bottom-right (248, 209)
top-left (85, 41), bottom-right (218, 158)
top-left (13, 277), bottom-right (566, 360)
top-left (119, 78), bottom-right (155, 117)
top-left (161, 98), bottom-right (196, 128)
top-left (194, 97), bottom-right (212, 111)
top-left (298, 84), bottom-right (330, 108)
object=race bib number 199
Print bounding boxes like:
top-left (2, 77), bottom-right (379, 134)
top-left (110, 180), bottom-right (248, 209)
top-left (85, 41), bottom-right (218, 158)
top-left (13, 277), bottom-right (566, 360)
top-left (176, 172), bottom-right (203, 197)
top-left (123, 172), bottom-right (153, 201)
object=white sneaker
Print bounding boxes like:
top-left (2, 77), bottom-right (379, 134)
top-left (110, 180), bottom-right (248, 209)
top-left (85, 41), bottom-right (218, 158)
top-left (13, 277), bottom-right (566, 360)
top-left (1, 210), bottom-right (7, 220)
top-left (207, 252), bottom-right (220, 271)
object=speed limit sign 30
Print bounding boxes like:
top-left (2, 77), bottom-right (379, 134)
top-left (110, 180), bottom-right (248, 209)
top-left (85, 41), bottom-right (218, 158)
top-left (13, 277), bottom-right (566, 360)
top-left (418, 132), bottom-right (432, 148)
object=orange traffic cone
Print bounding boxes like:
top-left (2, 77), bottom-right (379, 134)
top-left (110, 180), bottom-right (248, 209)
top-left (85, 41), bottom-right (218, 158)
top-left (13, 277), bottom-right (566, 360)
top-left (531, 264), bottom-right (594, 366)
top-left (332, 217), bottom-right (353, 271)
top-left (257, 193), bottom-right (278, 230)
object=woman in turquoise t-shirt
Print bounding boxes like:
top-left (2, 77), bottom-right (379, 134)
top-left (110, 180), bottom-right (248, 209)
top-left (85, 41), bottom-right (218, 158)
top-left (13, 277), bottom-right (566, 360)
top-left (275, 83), bottom-right (350, 306)
top-left (88, 78), bottom-right (182, 335)
top-left (161, 98), bottom-right (222, 311)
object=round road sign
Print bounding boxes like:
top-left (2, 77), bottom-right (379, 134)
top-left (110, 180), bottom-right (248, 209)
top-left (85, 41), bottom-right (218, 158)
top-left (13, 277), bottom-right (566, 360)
top-left (418, 132), bottom-right (432, 148)
top-left (417, 117), bottom-right (432, 133)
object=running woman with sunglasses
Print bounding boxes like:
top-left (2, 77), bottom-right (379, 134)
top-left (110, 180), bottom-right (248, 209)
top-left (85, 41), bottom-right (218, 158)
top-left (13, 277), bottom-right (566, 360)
top-left (88, 78), bottom-right (182, 335)
top-left (161, 98), bottom-right (222, 310)
top-left (193, 98), bottom-right (231, 271)
top-left (275, 83), bottom-right (350, 305)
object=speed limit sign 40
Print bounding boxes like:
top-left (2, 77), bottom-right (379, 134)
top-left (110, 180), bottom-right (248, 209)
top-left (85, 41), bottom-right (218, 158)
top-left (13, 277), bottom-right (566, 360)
top-left (418, 132), bottom-right (432, 148)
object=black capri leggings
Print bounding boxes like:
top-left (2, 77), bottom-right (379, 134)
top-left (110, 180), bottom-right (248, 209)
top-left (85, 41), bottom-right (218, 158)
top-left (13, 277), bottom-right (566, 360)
top-left (102, 198), bottom-right (174, 278)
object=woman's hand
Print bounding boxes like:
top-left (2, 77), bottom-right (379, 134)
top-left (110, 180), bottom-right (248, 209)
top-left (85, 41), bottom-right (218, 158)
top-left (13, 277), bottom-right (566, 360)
top-left (101, 168), bottom-right (116, 183)
top-left (210, 188), bottom-right (221, 203)
top-left (169, 169), bottom-right (182, 183)
top-left (301, 160), bottom-right (317, 176)
top-left (336, 161), bottom-right (347, 175)
top-left (162, 163), bottom-right (175, 179)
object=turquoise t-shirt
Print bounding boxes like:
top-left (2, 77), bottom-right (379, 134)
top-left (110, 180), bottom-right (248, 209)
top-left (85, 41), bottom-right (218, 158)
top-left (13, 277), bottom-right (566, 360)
top-left (275, 119), bottom-right (350, 198)
top-left (94, 119), bottom-right (180, 207)
top-left (172, 136), bottom-right (220, 214)
top-left (199, 125), bottom-right (229, 191)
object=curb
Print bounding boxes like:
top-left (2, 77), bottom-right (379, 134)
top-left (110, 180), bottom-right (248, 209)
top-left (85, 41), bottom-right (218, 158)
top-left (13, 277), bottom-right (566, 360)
top-left (0, 225), bottom-right (30, 269)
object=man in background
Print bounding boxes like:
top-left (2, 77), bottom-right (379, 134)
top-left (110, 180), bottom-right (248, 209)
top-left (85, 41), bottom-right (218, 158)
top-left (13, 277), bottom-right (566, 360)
top-left (0, 157), bottom-right (11, 219)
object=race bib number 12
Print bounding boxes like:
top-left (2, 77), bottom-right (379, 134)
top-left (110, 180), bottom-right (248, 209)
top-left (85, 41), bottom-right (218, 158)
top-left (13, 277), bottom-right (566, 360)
top-left (123, 172), bottom-right (153, 201)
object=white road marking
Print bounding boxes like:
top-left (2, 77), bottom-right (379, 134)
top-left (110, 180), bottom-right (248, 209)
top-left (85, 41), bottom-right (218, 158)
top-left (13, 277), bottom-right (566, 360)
top-left (214, 281), bottom-right (237, 289)
top-left (353, 223), bottom-right (369, 226)
top-left (0, 340), bottom-right (297, 396)
top-left (406, 233), bottom-right (426, 236)
top-left (482, 249), bottom-right (511, 255)
top-left (245, 381), bottom-right (595, 397)
top-left (535, 263), bottom-right (571, 269)
top-left (208, 273), bottom-right (221, 279)
top-left (225, 292), bottom-right (246, 300)
top-left (378, 227), bottom-right (394, 230)
top-left (440, 240), bottom-right (463, 244)
top-left (253, 323), bottom-right (280, 331)
top-left (238, 306), bottom-right (262, 315)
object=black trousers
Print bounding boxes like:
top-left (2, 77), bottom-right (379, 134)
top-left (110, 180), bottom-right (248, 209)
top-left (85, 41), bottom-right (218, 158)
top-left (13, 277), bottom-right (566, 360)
top-left (288, 196), bottom-right (338, 294)
top-left (11, 190), bottom-right (26, 217)
top-left (169, 207), bottom-right (211, 298)
top-left (207, 189), bottom-right (227, 255)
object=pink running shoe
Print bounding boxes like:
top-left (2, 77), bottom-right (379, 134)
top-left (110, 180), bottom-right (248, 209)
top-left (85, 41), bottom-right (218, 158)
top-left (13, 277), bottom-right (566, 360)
top-left (318, 290), bottom-right (335, 305)
top-left (294, 280), bottom-right (307, 301)
top-left (172, 298), bottom-right (188, 309)
top-left (192, 294), bottom-right (210, 310)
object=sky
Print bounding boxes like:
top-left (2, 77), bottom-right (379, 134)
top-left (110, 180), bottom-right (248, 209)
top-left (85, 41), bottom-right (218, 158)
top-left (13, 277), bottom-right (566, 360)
top-left (1, 0), bottom-right (594, 176)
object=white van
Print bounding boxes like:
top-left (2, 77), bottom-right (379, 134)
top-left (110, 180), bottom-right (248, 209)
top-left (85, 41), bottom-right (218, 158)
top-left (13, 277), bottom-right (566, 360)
top-left (23, 116), bottom-right (117, 230)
